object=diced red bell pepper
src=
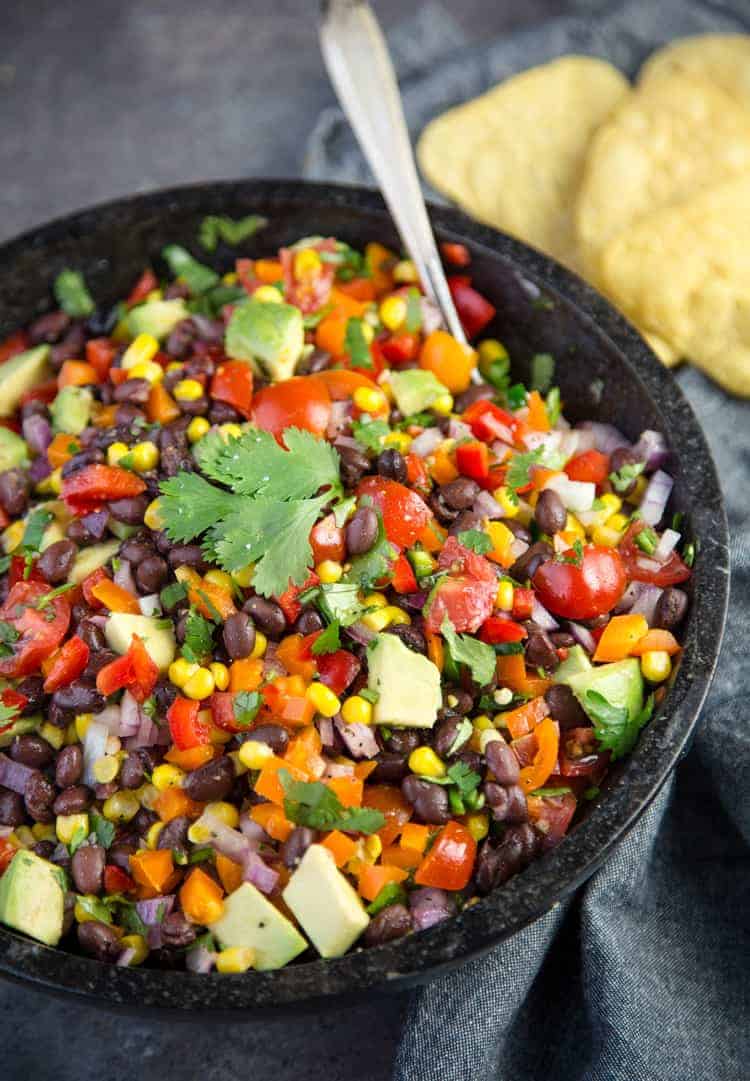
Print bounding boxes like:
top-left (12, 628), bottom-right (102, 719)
top-left (210, 691), bottom-right (248, 733)
top-left (43, 635), bottom-right (90, 693)
top-left (0, 839), bottom-right (16, 874)
top-left (168, 696), bottom-right (211, 750)
top-left (126, 268), bottom-right (158, 308)
top-left (96, 635), bottom-right (158, 704)
top-left (462, 400), bottom-right (520, 445)
top-left (0, 689), bottom-right (28, 734)
top-left (103, 864), bottom-right (136, 894)
top-left (316, 649), bottom-right (361, 697)
top-left (511, 587), bottom-right (535, 622)
top-left (277, 571), bottom-right (320, 625)
top-left (210, 360), bottom-right (254, 419)
top-left (379, 333), bottom-right (420, 365)
top-left (81, 567), bottom-right (109, 609)
top-left (0, 330), bottom-right (29, 365)
top-left (62, 465), bottom-right (147, 514)
top-left (391, 553), bottom-right (418, 594)
top-left (20, 379), bottom-right (58, 407)
top-left (564, 449), bottom-right (610, 486)
top-left (405, 453), bottom-right (430, 494)
top-left (85, 338), bottom-right (118, 381)
top-left (8, 555), bottom-right (44, 588)
top-left (440, 242), bottom-right (471, 268)
top-left (447, 277), bottom-right (496, 339)
top-left (479, 615), bottom-right (527, 644)
top-left (455, 440), bottom-right (490, 482)
top-left (414, 820), bottom-right (477, 890)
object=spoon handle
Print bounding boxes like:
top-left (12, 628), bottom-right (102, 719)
top-left (320, 0), bottom-right (467, 345)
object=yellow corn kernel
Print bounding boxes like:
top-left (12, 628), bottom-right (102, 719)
top-left (31, 823), bottom-right (56, 842)
top-left (107, 441), bottom-right (130, 466)
top-left (92, 755), bottom-right (120, 784)
top-left (145, 289), bottom-right (163, 302)
top-left (204, 569), bottom-right (234, 593)
top-left (74, 713), bottom-right (93, 741)
top-left (121, 332), bottom-right (159, 371)
top-left (187, 819), bottom-right (212, 844)
top-left (231, 562), bottom-right (255, 588)
top-left (408, 746), bottom-right (446, 779)
top-left (128, 360), bottom-right (164, 384)
top-left (473, 714), bottom-right (494, 732)
top-left (183, 667), bottom-right (216, 701)
top-left (379, 295), bottom-right (407, 331)
top-left (166, 361), bottom-right (184, 373)
top-left (641, 650), bottom-right (672, 683)
top-left (173, 378), bottom-right (204, 402)
top-left (464, 813), bottom-right (489, 842)
top-left (38, 467), bottom-right (62, 495)
top-left (253, 284), bottom-right (283, 304)
top-left (432, 393), bottom-right (454, 416)
top-left (306, 682), bottom-right (341, 718)
top-left (187, 416), bottom-right (211, 443)
top-left (152, 763), bottom-right (186, 792)
top-left (130, 441), bottom-right (160, 473)
top-left (11, 825), bottom-right (34, 848)
top-left (495, 579), bottom-right (514, 612)
top-left (360, 607), bottom-right (394, 632)
top-left (2, 519), bottom-right (25, 554)
top-left (382, 605), bottom-right (411, 626)
top-left (631, 475), bottom-right (648, 503)
top-left (363, 835), bottom-right (382, 862)
top-left (146, 821), bottom-right (165, 849)
top-left (250, 631), bottom-right (267, 659)
top-left (360, 322), bottom-right (375, 345)
top-left (222, 271), bottom-right (238, 285)
top-left (64, 721), bottom-right (79, 746)
top-left (238, 739), bottom-right (274, 771)
top-left (353, 386), bottom-right (386, 413)
top-left (169, 657), bottom-right (199, 689)
top-left (136, 782), bottom-right (159, 811)
top-left (314, 560), bottom-right (343, 589)
top-left (493, 486), bottom-right (520, 519)
top-left (383, 431), bottom-right (412, 453)
top-left (363, 592), bottom-right (388, 609)
top-left (55, 813), bottom-right (89, 846)
top-left (293, 248), bottom-right (322, 279)
top-left (478, 728), bottom-right (502, 755)
top-left (605, 512), bottom-right (628, 533)
top-left (102, 791), bottom-right (140, 823)
top-left (205, 801), bottom-right (239, 828)
top-left (599, 492), bottom-right (622, 517)
top-left (210, 662), bottom-right (230, 692)
top-left (40, 722), bottom-right (65, 750)
top-left (565, 514), bottom-right (585, 538)
top-left (341, 695), bottom-right (373, 727)
top-left (219, 422), bottom-right (244, 440)
top-left (591, 524), bottom-right (622, 549)
top-left (215, 946), bottom-right (255, 974)
top-left (477, 339), bottom-right (508, 365)
top-left (119, 934), bottom-right (149, 966)
top-left (392, 259), bottom-right (418, 284)
top-left (143, 498), bottom-right (164, 531)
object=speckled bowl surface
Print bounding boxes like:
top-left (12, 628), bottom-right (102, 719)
top-left (0, 180), bottom-right (728, 1014)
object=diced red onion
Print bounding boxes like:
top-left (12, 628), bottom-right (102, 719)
top-left (614, 580), bottom-right (647, 613)
top-left (654, 528), bottom-right (680, 562)
top-left (113, 559), bottom-right (137, 595)
top-left (199, 811), bottom-right (279, 894)
top-left (632, 429), bottom-right (668, 471)
top-left (190, 314), bottom-right (224, 344)
top-left (116, 947), bottom-right (137, 967)
top-left (186, 945), bottom-right (216, 974)
top-left (531, 597), bottom-right (559, 631)
top-left (82, 510), bottom-right (109, 540)
top-left (243, 852), bottom-right (279, 894)
top-left (579, 421), bottom-right (629, 455)
top-left (410, 428), bottom-right (443, 458)
top-left (139, 594), bottom-right (161, 617)
top-left (448, 419), bottom-right (473, 442)
top-left (472, 490), bottom-right (504, 520)
top-left (544, 474), bottom-right (596, 513)
top-left (82, 720), bottom-right (110, 785)
top-left (324, 761), bottom-right (355, 778)
top-left (238, 816), bottom-right (267, 846)
top-left (22, 413), bottom-right (52, 455)
top-left (400, 591), bottom-right (429, 611)
top-left (568, 622), bottom-right (596, 654)
top-left (522, 430), bottom-right (562, 454)
top-left (409, 887), bottom-right (455, 931)
top-left (334, 717), bottom-right (380, 759)
top-left (344, 620), bottom-right (376, 646)
top-left (316, 716), bottom-right (335, 749)
top-left (558, 430), bottom-right (582, 460)
top-left (28, 456), bottom-right (52, 484)
top-left (639, 469), bottom-right (673, 527)
top-left (117, 693), bottom-right (141, 737)
top-left (630, 584), bottom-right (663, 626)
top-left (421, 296), bottom-right (443, 335)
top-left (510, 537), bottom-right (529, 560)
top-left (327, 400), bottom-right (352, 439)
top-left (0, 752), bottom-right (36, 794)
top-left (136, 895), bottom-right (175, 926)
top-left (571, 427), bottom-right (597, 454)
top-left (333, 434), bottom-right (359, 451)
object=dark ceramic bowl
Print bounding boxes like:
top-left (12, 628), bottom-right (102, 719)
top-left (0, 180), bottom-right (728, 1013)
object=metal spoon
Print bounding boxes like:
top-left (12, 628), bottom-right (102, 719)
top-left (320, 0), bottom-right (468, 346)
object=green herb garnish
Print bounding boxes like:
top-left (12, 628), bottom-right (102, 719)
top-left (162, 244), bottom-right (219, 295)
top-left (233, 691), bottom-right (262, 728)
top-left (279, 769), bottom-right (384, 834)
top-left (344, 317), bottom-right (373, 369)
top-left (441, 616), bottom-right (496, 687)
top-left (352, 415), bottom-right (390, 452)
top-left (583, 690), bottom-right (655, 760)
top-left (457, 529), bottom-right (492, 555)
top-left (198, 214), bottom-right (268, 252)
top-left (609, 460), bottom-right (645, 493)
top-left (310, 621), bottom-right (341, 655)
top-left (181, 608), bottom-right (215, 665)
top-left (54, 269), bottom-right (95, 318)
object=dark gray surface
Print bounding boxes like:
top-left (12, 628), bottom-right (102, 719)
top-left (0, 2), bottom-right (573, 1079)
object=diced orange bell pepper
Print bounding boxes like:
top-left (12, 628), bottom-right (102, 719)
top-left (414, 820), bottom-right (476, 890)
top-left (58, 360), bottom-right (98, 389)
top-left (419, 520), bottom-right (447, 553)
top-left (381, 843), bottom-right (422, 870)
top-left (519, 717), bottom-right (560, 793)
top-left (485, 520), bottom-right (515, 568)
top-left (326, 775), bottom-right (363, 808)
top-left (146, 382), bottom-right (180, 424)
top-left (365, 242), bottom-right (396, 295)
top-left (496, 652), bottom-right (551, 697)
top-left (363, 784), bottom-right (412, 845)
top-left (429, 446), bottom-right (459, 485)
top-left (629, 628), bottom-right (681, 656)
top-left (593, 614), bottom-right (649, 662)
top-left (526, 390), bottom-right (550, 432)
top-left (153, 786), bottom-right (203, 823)
top-left (130, 849), bottom-right (180, 898)
top-left (47, 432), bottom-right (79, 469)
top-left (164, 744), bottom-right (216, 771)
top-left (358, 863), bottom-right (408, 902)
top-left (179, 867), bottom-right (225, 924)
top-left (254, 758), bottom-right (307, 806)
top-left (502, 695), bottom-right (550, 740)
top-left (354, 760), bottom-right (378, 781)
top-left (334, 277), bottom-right (377, 302)
top-left (275, 634), bottom-right (316, 681)
top-left (229, 657), bottom-right (264, 693)
top-left (419, 330), bottom-right (477, 394)
top-left (314, 315), bottom-right (348, 359)
top-left (321, 830), bottom-right (358, 868)
top-left (253, 258), bottom-right (283, 283)
top-left (90, 578), bottom-right (142, 615)
top-left (250, 802), bottom-right (294, 843)
top-left (177, 566), bottom-right (236, 620)
top-left (215, 852), bottom-right (243, 895)
top-left (425, 631), bottom-right (444, 673)
top-left (399, 823), bottom-right (430, 854)
top-left (93, 404), bottom-right (118, 428)
top-left (284, 726), bottom-right (322, 775)
top-left (530, 466), bottom-right (563, 492)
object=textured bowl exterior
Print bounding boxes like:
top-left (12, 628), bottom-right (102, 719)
top-left (0, 180), bottom-right (729, 1013)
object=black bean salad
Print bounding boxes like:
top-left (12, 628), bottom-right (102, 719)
top-left (0, 223), bottom-right (693, 971)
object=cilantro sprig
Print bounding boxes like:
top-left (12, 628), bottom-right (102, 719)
top-left (198, 214), bottom-right (268, 252)
top-left (457, 529), bottom-right (492, 555)
top-left (506, 446), bottom-right (565, 491)
top-left (582, 690), bottom-right (655, 760)
top-left (181, 608), bottom-right (215, 664)
top-left (279, 769), bottom-right (384, 834)
top-left (441, 616), bottom-right (496, 687)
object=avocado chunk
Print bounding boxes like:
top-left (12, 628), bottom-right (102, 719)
top-left (0, 428), bottom-right (29, 473)
top-left (50, 386), bottom-right (93, 436)
top-left (210, 882), bottom-right (307, 970)
top-left (567, 658), bottom-right (644, 725)
top-left (127, 298), bottom-right (189, 341)
top-left (553, 644), bottom-right (593, 684)
top-left (388, 370), bottom-right (449, 416)
top-left (367, 632), bottom-right (442, 729)
top-left (282, 844), bottom-right (369, 959)
top-left (0, 346), bottom-right (52, 418)
top-left (0, 849), bottom-right (67, 946)
top-left (225, 297), bottom-right (304, 382)
top-left (105, 613), bottom-right (176, 671)
top-left (68, 539), bottom-right (120, 585)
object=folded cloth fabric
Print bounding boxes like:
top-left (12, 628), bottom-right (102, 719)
top-left (306, 4), bottom-right (749, 1078)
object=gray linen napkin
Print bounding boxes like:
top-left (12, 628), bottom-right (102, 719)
top-left (305, 3), bottom-right (750, 1077)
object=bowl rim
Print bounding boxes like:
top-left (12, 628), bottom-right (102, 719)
top-left (0, 178), bottom-right (729, 1012)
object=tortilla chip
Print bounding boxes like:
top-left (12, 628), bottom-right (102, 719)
top-left (639, 33), bottom-right (750, 110)
top-left (600, 177), bottom-right (750, 397)
top-left (575, 73), bottom-right (750, 282)
top-left (417, 57), bottom-right (630, 270)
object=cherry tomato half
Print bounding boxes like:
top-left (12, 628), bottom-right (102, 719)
top-left (532, 545), bottom-right (626, 621)
top-left (252, 375), bottom-right (331, 442)
top-left (357, 476), bottom-right (433, 549)
top-left (619, 522), bottom-right (692, 586)
top-left (424, 535), bottom-right (497, 634)
top-left (0, 581), bottom-right (71, 678)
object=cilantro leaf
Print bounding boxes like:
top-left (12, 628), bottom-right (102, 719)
top-left (556, 539), bottom-right (584, 566)
top-left (506, 446), bottom-right (566, 491)
top-left (280, 770), bottom-right (384, 834)
top-left (311, 622), bottom-right (341, 654)
top-left (35, 583), bottom-right (76, 609)
top-left (198, 214), bottom-right (268, 253)
top-left (446, 759), bottom-right (482, 799)
top-left (447, 717), bottom-right (473, 756)
top-left (405, 288), bottom-right (422, 333)
top-left (344, 317), bottom-right (373, 369)
top-left (74, 894), bottom-right (113, 924)
top-left (583, 690), bottom-right (655, 760)
top-left (317, 582), bottom-right (364, 626)
top-left (530, 353), bottom-right (555, 393)
top-left (609, 460), bottom-right (645, 493)
top-left (119, 902), bottom-right (148, 937)
top-left (0, 622), bottom-right (20, 661)
top-left (233, 691), bottom-right (262, 728)
top-left (441, 616), bottom-right (496, 687)
top-left (196, 427), bottom-right (341, 501)
top-left (54, 269), bottom-right (95, 318)
top-left (332, 496), bottom-right (356, 528)
top-left (159, 473), bottom-right (238, 543)
top-left (181, 608), bottom-right (215, 664)
top-left (68, 825), bottom-right (88, 855)
top-left (457, 529), bottom-right (492, 555)
top-left (91, 812), bottom-right (116, 849)
top-left (20, 507), bottom-right (53, 558)
top-left (344, 506), bottom-right (396, 589)
top-left (160, 581), bottom-right (188, 610)
top-left (162, 244), bottom-right (219, 295)
top-left (352, 415), bottom-right (390, 452)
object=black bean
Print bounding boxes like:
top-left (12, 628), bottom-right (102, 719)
top-left (484, 782), bottom-right (509, 819)
top-left (77, 619), bottom-right (106, 652)
top-left (386, 729), bottom-right (420, 755)
top-left (28, 310), bottom-right (71, 344)
top-left (501, 518), bottom-right (532, 545)
top-left (281, 826), bottom-right (317, 869)
top-left (549, 632), bottom-right (575, 648)
top-left (429, 489), bottom-right (460, 525)
top-left (208, 401), bottom-right (241, 425)
top-left (0, 468), bottom-right (29, 518)
top-left (51, 682), bottom-right (105, 720)
top-left (525, 630), bottom-right (558, 673)
top-left (153, 679), bottom-right (177, 716)
top-left (71, 844), bottom-right (106, 894)
top-left (66, 518), bottom-right (97, 546)
top-left (83, 650), bottom-right (117, 680)
top-left (167, 544), bottom-right (208, 572)
top-left (55, 745), bottom-right (83, 789)
top-left (157, 815), bottom-right (190, 858)
top-left (160, 444), bottom-right (195, 477)
top-left (384, 623), bottom-right (426, 655)
top-left (135, 555), bottom-right (168, 594)
top-left (338, 445), bottom-right (371, 488)
top-left (107, 841), bottom-right (136, 870)
top-left (182, 755), bottom-right (234, 803)
top-left (109, 494), bottom-right (148, 526)
top-left (485, 738), bottom-right (520, 785)
top-left (77, 919), bottom-right (121, 962)
top-left (158, 416), bottom-right (191, 452)
top-left (363, 904), bottom-right (412, 947)
top-left (441, 477), bottom-right (480, 511)
top-left (370, 751), bottom-right (409, 784)
top-left (113, 378), bottom-right (151, 404)
top-left (160, 912), bottom-right (196, 948)
top-left (0, 786), bottom-right (25, 827)
top-left (36, 539), bottom-right (77, 585)
top-left (24, 771), bottom-right (56, 822)
top-left (294, 608), bottom-right (324, 636)
top-left (132, 807), bottom-right (157, 837)
top-left (94, 781), bottom-right (118, 801)
top-left (10, 734), bottom-right (54, 769)
top-left (222, 612), bottom-right (256, 661)
top-left (118, 752), bottom-right (145, 790)
top-left (401, 776), bottom-right (450, 825)
top-left (655, 587), bottom-right (688, 631)
top-left (510, 540), bottom-right (553, 583)
top-left (119, 533), bottom-right (155, 565)
top-left (32, 840), bottom-right (56, 860)
top-left (300, 348), bottom-right (332, 374)
top-left (457, 749), bottom-right (483, 775)
top-left (433, 715), bottom-right (470, 759)
top-left (14, 677), bottom-right (46, 715)
top-left (454, 382), bottom-right (495, 412)
top-left (246, 725), bottom-right (289, 755)
top-left (165, 320), bottom-right (195, 358)
top-left (53, 785), bottom-right (92, 816)
top-left (504, 785), bottom-right (529, 824)
top-left (61, 449), bottom-right (105, 478)
top-left (441, 689), bottom-right (474, 716)
top-left (376, 448), bottom-right (407, 484)
top-left (346, 506), bottom-right (378, 555)
top-left (448, 510), bottom-right (483, 536)
top-left (114, 403), bottom-right (145, 427)
top-left (243, 596), bottom-right (286, 639)
top-left (50, 324), bottom-right (86, 370)
top-left (177, 395), bottom-right (209, 417)
top-left (474, 840), bottom-right (500, 895)
top-left (544, 683), bottom-right (588, 730)
top-left (534, 489), bottom-right (566, 535)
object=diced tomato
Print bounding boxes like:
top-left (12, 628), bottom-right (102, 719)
top-left (440, 242), bottom-right (471, 268)
top-left (391, 553), bottom-right (418, 594)
top-left (85, 338), bottom-right (118, 380)
top-left (558, 727), bottom-right (610, 778)
top-left (315, 369), bottom-right (379, 402)
top-left (447, 277), bottom-right (496, 339)
top-left (1, 688), bottom-right (29, 718)
top-left (619, 521), bottom-right (692, 586)
top-left (20, 378), bottom-right (58, 407)
top-left (277, 571), bottom-right (320, 625)
top-left (310, 515), bottom-right (345, 564)
top-left (8, 555), bottom-right (44, 588)
top-left (462, 400), bottom-right (520, 445)
top-left (43, 635), bottom-right (90, 693)
top-left (279, 240), bottom-right (335, 314)
top-left (455, 440), bottom-right (490, 482)
top-left (0, 839), bottom-right (16, 874)
top-left (103, 864), bottom-right (136, 894)
top-left (565, 449), bottom-right (610, 486)
top-left (405, 453), bottom-right (430, 494)
top-left (210, 360), bottom-right (254, 419)
top-left (62, 465), bottom-right (146, 514)
top-left (414, 820), bottom-right (476, 890)
top-left (96, 635), bottom-right (158, 704)
top-left (81, 567), bottom-right (109, 609)
top-left (533, 545), bottom-right (626, 620)
top-left (526, 792), bottom-right (577, 849)
top-left (0, 581), bottom-right (71, 678)
top-left (362, 785), bottom-right (412, 846)
top-left (0, 330), bottom-right (29, 364)
top-left (424, 536), bottom-right (498, 634)
top-left (316, 649), bottom-right (361, 697)
top-left (252, 376), bottom-right (332, 442)
top-left (126, 268), bottom-right (158, 308)
top-left (479, 615), bottom-right (527, 644)
top-left (511, 587), bottom-right (535, 622)
top-left (168, 696), bottom-right (211, 750)
top-left (356, 476), bottom-right (433, 549)
top-left (379, 332), bottom-right (420, 365)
